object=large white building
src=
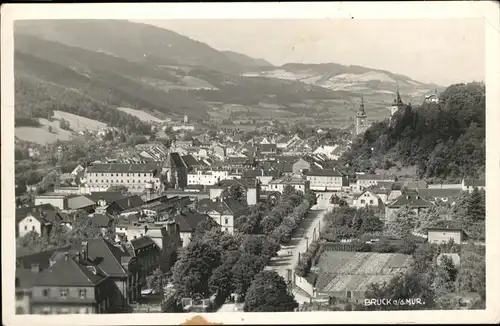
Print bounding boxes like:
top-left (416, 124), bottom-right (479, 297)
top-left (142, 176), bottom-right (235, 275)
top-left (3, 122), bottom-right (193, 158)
top-left (305, 169), bottom-right (345, 191)
top-left (187, 170), bottom-right (241, 186)
top-left (268, 175), bottom-right (310, 194)
top-left (85, 163), bottom-right (162, 193)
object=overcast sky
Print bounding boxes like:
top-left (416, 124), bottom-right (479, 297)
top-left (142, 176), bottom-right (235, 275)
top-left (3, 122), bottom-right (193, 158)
top-left (136, 19), bottom-right (484, 86)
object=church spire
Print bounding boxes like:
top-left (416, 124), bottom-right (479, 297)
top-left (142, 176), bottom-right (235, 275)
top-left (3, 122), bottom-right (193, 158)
top-left (358, 94), bottom-right (365, 115)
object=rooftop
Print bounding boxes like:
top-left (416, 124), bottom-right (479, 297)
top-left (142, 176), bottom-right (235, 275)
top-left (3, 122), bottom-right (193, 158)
top-left (87, 163), bottom-right (159, 174)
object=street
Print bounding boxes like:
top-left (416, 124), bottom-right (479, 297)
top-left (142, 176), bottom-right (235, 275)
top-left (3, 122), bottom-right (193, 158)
top-left (216, 208), bottom-right (329, 311)
top-left (266, 208), bottom-right (330, 304)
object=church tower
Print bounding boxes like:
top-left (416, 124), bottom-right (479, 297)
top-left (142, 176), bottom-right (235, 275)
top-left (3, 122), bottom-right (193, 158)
top-left (183, 111), bottom-right (188, 124)
top-left (355, 95), bottom-right (368, 135)
top-left (389, 84), bottom-right (405, 118)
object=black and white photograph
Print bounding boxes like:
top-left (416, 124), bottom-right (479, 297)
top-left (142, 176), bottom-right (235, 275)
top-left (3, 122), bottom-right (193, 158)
top-left (2, 2), bottom-right (500, 325)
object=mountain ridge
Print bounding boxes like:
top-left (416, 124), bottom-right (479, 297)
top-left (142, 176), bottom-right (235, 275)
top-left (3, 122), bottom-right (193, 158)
top-left (14, 19), bottom-right (441, 131)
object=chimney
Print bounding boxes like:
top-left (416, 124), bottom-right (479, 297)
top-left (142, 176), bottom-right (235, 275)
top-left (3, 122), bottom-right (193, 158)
top-left (30, 263), bottom-right (40, 273)
top-left (81, 241), bottom-right (89, 261)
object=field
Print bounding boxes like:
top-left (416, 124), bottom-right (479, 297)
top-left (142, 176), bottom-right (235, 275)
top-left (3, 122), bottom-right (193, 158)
top-left (117, 107), bottom-right (166, 123)
top-left (15, 118), bottom-right (73, 144)
top-left (53, 110), bottom-right (107, 132)
top-left (313, 251), bottom-right (413, 293)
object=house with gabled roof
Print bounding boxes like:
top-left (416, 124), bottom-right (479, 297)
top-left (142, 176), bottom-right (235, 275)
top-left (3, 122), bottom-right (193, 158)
top-left (28, 250), bottom-right (113, 314)
top-left (353, 190), bottom-right (384, 209)
top-left (17, 204), bottom-right (68, 238)
top-left (461, 178), bottom-right (486, 193)
top-left (305, 168), bottom-right (346, 191)
top-left (196, 198), bottom-right (249, 234)
top-left (106, 195), bottom-right (145, 216)
top-left (385, 190), bottom-right (434, 220)
top-left (174, 211), bottom-right (212, 247)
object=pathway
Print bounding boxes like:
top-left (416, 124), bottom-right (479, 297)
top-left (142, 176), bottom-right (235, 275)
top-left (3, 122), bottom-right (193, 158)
top-left (266, 208), bottom-right (331, 304)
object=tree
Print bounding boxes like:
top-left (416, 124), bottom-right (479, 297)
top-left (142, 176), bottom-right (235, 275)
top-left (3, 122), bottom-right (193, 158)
top-left (171, 241), bottom-right (222, 297)
top-left (244, 271), bottom-right (298, 312)
top-left (364, 271), bottom-right (435, 310)
top-left (59, 118), bottom-right (71, 130)
top-left (385, 206), bottom-right (417, 238)
top-left (231, 253), bottom-right (265, 300)
top-left (432, 255), bottom-right (457, 298)
top-left (208, 250), bottom-right (240, 299)
top-left (305, 190), bottom-right (317, 207)
top-left (147, 267), bottom-right (169, 294)
top-left (221, 184), bottom-right (247, 206)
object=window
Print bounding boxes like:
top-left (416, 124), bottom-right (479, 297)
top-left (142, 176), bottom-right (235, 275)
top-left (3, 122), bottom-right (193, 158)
top-left (79, 289), bottom-right (87, 299)
top-left (370, 200), bottom-right (373, 205)
top-left (225, 218), bottom-right (229, 225)
top-left (225, 228), bottom-right (229, 232)
top-left (60, 288), bottom-right (68, 298)
top-left (24, 226), bottom-right (27, 231)
top-left (32, 226), bottom-right (35, 231)
top-left (346, 290), bottom-right (352, 299)
top-left (42, 289), bottom-right (50, 297)
top-left (360, 199), bottom-right (365, 204)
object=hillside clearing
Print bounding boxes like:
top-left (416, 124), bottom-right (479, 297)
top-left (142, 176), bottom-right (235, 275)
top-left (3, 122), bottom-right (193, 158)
top-left (53, 110), bottom-right (107, 132)
top-left (15, 118), bottom-right (73, 144)
top-left (117, 107), bottom-right (165, 123)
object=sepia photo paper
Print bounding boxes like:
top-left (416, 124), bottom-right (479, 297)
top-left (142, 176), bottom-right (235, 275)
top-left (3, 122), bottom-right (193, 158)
top-left (2, 1), bottom-right (500, 325)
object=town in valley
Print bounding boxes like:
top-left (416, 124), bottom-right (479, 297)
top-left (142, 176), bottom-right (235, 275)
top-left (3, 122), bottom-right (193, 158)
top-left (13, 19), bottom-right (486, 315)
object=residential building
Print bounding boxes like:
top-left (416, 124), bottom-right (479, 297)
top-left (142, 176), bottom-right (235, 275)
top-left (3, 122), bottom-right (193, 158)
top-left (85, 163), bottom-right (162, 193)
top-left (461, 178), bottom-right (486, 193)
top-left (305, 169), bottom-right (345, 191)
top-left (29, 251), bottom-right (113, 314)
top-left (385, 191), bottom-right (434, 220)
top-left (292, 158), bottom-right (311, 174)
top-left (187, 169), bottom-right (241, 186)
top-left (427, 228), bottom-right (467, 245)
top-left (85, 192), bottom-right (126, 211)
top-left (173, 211), bottom-right (212, 247)
top-left (67, 195), bottom-right (97, 212)
top-left (312, 145), bottom-right (340, 161)
top-left (258, 143), bottom-right (277, 156)
top-left (268, 175), bottom-right (310, 194)
top-left (196, 198), bottom-right (249, 234)
top-left (208, 179), bottom-right (261, 206)
top-left (17, 205), bottom-right (68, 238)
top-left (355, 174), bottom-right (397, 193)
top-left (416, 188), bottom-right (462, 206)
top-left (34, 193), bottom-right (68, 210)
top-left (353, 190), bottom-right (383, 209)
top-left (106, 195), bottom-right (145, 216)
top-left (213, 145), bottom-right (227, 160)
top-left (276, 135), bottom-right (290, 149)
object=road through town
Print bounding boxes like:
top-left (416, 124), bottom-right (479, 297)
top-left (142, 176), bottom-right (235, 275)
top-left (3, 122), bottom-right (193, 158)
top-left (265, 208), bottom-right (330, 304)
top-left (216, 209), bottom-right (329, 311)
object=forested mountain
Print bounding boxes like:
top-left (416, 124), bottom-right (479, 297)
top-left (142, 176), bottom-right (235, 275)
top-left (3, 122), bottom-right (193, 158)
top-left (342, 82), bottom-right (485, 182)
top-left (15, 19), bottom-right (245, 74)
top-left (222, 50), bottom-right (274, 68)
top-left (14, 19), bottom-right (440, 132)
